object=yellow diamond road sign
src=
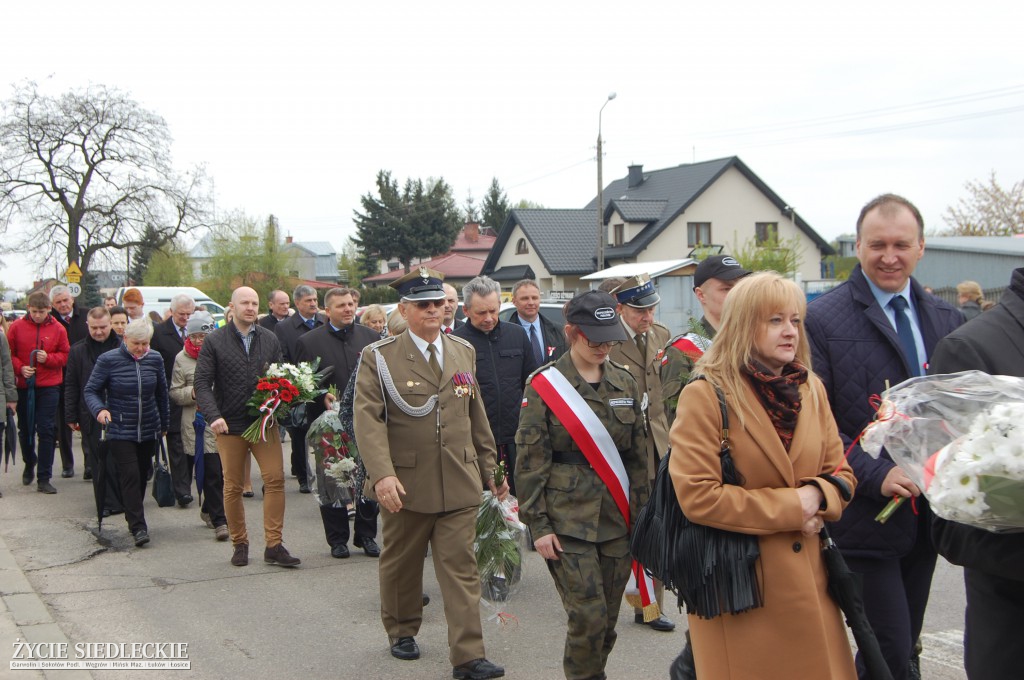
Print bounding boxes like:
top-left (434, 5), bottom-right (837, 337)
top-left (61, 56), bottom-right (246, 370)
top-left (64, 262), bottom-right (82, 283)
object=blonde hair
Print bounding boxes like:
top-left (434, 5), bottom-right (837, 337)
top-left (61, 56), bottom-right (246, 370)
top-left (387, 307), bottom-right (407, 336)
top-left (361, 304), bottom-right (386, 326)
top-left (692, 272), bottom-right (813, 422)
top-left (956, 280), bottom-right (984, 304)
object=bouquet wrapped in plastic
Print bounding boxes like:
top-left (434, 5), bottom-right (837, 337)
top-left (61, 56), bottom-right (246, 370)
top-left (475, 464), bottom-right (526, 624)
top-left (305, 405), bottom-right (364, 508)
top-left (861, 370), bottom-right (1024, 532)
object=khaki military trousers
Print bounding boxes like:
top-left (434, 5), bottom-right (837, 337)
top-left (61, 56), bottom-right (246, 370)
top-left (379, 505), bottom-right (485, 666)
top-left (548, 534), bottom-right (632, 680)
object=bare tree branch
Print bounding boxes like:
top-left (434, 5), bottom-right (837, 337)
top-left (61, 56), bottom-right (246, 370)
top-left (0, 80), bottom-right (212, 278)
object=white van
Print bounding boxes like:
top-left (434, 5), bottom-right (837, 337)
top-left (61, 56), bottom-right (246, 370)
top-left (115, 286), bottom-right (227, 321)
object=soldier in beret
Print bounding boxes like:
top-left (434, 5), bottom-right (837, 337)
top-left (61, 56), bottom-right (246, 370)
top-left (354, 267), bottom-right (507, 680)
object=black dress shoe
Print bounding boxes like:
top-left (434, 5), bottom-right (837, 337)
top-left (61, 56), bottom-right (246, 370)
top-left (357, 538), bottom-right (380, 557)
top-left (177, 494), bottom-right (193, 508)
top-left (133, 530), bottom-right (150, 547)
top-left (22, 467), bottom-right (34, 485)
top-left (453, 657), bottom-right (505, 679)
top-left (83, 468), bottom-right (93, 481)
top-left (331, 544), bottom-right (350, 558)
top-left (61, 468), bottom-right (74, 478)
top-left (635, 613), bottom-right (676, 632)
top-left (422, 593), bottom-right (430, 606)
top-left (298, 481), bottom-right (311, 494)
top-left (37, 481), bottom-right (57, 494)
top-left (390, 636), bottom-right (420, 660)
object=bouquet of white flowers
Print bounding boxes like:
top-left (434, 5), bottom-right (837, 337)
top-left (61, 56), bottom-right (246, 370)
top-left (861, 370), bottom-right (1024, 532)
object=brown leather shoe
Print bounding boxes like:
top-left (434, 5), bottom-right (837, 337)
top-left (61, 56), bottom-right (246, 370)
top-left (231, 543), bottom-right (249, 567)
top-left (264, 543), bottom-right (301, 567)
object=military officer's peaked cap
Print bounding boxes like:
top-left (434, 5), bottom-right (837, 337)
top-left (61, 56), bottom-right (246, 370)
top-left (610, 272), bottom-right (660, 308)
top-left (565, 290), bottom-right (628, 344)
top-left (391, 266), bottom-right (446, 301)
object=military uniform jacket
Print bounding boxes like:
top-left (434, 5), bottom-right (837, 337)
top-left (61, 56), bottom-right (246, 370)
top-left (515, 352), bottom-right (648, 544)
top-left (354, 331), bottom-right (498, 514)
top-left (660, 316), bottom-right (715, 416)
top-left (609, 320), bottom-right (670, 479)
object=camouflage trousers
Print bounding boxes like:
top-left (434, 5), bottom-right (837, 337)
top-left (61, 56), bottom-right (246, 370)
top-left (547, 534), bottom-right (631, 680)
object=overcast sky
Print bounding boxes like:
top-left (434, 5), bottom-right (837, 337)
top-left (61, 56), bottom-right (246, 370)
top-left (2, 1), bottom-right (1022, 289)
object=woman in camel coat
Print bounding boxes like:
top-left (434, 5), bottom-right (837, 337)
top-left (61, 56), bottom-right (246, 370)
top-left (669, 272), bottom-right (858, 679)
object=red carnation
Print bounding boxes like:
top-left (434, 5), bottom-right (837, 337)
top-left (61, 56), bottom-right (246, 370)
top-left (280, 391), bottom-right (293, 403)
top-left (340, 432), bottom-right (350, 443)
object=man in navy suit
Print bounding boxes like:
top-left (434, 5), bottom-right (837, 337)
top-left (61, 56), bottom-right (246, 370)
top-left (806, 194), bottom-right (963, 680)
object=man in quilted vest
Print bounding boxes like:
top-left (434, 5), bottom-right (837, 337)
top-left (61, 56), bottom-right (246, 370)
top-left (805, 194), bottom-right (963, 680)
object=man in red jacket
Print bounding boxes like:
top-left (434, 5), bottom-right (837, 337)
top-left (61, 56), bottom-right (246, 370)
top-left (8, 292), bottom-right (70, 493)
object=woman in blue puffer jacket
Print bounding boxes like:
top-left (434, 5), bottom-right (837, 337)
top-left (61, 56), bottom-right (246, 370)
top-left (85, 319), bottom-right (169, 547)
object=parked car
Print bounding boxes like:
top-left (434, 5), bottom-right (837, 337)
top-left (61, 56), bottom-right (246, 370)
top-left (115, 286), bottom-right (227, 323)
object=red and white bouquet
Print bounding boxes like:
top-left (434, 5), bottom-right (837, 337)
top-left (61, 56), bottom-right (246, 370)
top-left (241, 361), bottom-right (323, 443)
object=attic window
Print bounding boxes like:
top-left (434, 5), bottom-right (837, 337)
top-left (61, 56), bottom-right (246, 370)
top-left (516, 238), bottom-right (529, 255)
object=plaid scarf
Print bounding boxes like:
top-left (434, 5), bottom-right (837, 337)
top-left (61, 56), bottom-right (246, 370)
top-left (743, 360), bottom-right (807, 452)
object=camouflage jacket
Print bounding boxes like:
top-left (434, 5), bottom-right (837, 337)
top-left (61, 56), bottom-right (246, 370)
top-left (660, 316), bottom-right (716, 416)
top-left (514, 352), bottom-right (649, 543)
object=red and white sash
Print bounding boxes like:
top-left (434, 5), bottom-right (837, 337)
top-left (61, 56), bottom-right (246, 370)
top-left (530, 366), bottom-right (660, 620)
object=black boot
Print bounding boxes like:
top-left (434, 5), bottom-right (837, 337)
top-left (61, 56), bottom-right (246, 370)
top-left (668, 630), bottom-right (696, 680)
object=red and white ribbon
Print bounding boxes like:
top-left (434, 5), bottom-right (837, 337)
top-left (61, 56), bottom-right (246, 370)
top-left (257, 390), bottom-right (281, 441)
top-left (531, 366), bottom-right (659, 619)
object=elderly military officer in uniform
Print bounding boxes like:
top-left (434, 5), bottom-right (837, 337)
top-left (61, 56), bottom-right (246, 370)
top-left (354, 267), bottom-right (507, 680)
top-left (601, 273), bottom-right (675, 632)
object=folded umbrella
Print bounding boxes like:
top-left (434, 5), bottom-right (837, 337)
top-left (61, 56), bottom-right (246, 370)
top-left (4, 407), bottom-right (15, 472)
top-left (92, 425), bottom-right (109, 533)
top-left (820, 526), bottom-right (895, 680)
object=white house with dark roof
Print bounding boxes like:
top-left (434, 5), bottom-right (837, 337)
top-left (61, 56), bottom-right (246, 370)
top-left (189, 234), bottom-right (339, 283)
top-left (484, 156), bottom-right (834, 295)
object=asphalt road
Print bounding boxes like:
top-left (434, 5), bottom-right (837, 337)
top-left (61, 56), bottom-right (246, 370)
top-left (1, 443), bottom-right (968, 680)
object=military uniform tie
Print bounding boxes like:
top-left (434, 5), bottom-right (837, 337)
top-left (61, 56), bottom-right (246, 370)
top-left (635, 332), bottom-right (647, 357)
top-left (427, 344), bottom-right (443, 381)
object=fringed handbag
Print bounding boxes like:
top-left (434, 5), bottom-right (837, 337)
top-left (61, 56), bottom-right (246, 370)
top-left (630, 382), bottom-right (763, 619)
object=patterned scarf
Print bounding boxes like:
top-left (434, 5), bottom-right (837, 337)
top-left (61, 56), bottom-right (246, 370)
top-left (743, 360), bottom-right (808, 452)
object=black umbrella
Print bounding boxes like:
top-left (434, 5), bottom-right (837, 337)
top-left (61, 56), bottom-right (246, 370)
top-left (90, 424), bottom-right (124, 535)
top-left (4, 407), bottom-right (15, 472)
top-left (820, 526), bottom-right (895, 680)
top-left (91, 424), bottom-right (110, 533)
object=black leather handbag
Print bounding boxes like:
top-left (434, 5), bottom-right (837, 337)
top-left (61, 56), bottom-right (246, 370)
top-left (151, 440), bottom-right (175, 508)
top-left (630, 382), bottom-right (763, 619)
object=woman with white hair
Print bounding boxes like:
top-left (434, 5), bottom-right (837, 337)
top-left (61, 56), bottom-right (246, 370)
top-left (85, 318), bottom-right (169, 547)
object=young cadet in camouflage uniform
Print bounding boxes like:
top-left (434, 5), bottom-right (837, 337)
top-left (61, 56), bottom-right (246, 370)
top-left (515, 291), bottom-right (649, 680)
top-left (661, 255), bottom-right (750, 415)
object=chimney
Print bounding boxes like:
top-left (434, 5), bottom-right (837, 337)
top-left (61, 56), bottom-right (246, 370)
top-left (464, 221), bottom-right (480, 243)
top-left (285, 235), bottom-right (293, 244)
top-left (627, 164), bottom-right (644, 188)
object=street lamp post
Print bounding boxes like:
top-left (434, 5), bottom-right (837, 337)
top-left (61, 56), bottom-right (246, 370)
top-left (596, 92), bottom-right (616, 273)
